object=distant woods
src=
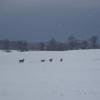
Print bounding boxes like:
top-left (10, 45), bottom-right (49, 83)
top-left (0, 35), bottom-right (100, 52)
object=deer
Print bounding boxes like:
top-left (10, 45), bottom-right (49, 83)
top-left (19, 58), bottom-right (24, 63)
top-left (49, 58), bottom-right (53, 62)
top-left (41, 59), bottom-right (45, 62)
top-left (60, 58), bottom-right (63, 62)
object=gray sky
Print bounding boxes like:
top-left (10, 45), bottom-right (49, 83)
top-left (0, 0), bottom-right (100, 42)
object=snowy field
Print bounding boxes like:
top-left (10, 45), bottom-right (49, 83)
top-left (0, 50), bottom-right (100, 100)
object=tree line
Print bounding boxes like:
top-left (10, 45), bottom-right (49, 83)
top-left (0, 35), bottom-right (99, 52)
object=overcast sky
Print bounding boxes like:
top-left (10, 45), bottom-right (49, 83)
top-left (0, 0), bottom-right (100, 42)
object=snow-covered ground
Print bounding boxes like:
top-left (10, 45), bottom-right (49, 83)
top-left (0, 50), bottom-right (100, 100)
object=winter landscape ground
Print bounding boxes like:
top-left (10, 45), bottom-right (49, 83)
top-left (0, 50), bottom-right (100, 100)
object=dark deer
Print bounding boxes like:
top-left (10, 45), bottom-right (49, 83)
top-left (41, 59), bottom-right (45, 62)
top-left (60, 58), bottom-right (63, 62)
top-left (19, 58), bottom-right (24, 63)
top-left (49, 58), bottom-right (53, 62)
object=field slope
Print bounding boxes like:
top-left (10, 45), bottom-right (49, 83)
top-left (0, 50), bottom-right (100, 100)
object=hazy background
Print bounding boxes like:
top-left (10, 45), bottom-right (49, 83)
top-left (0, 0), bottom-right (100, 42)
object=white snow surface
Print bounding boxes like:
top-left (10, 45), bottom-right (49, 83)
top-left (0, 50), bottom-right (100, 100)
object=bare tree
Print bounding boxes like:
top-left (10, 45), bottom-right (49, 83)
top-left (2, 39), bottom-right (11, 52)
top-left (80, 40), bottom-right (89, 49)
top-left (89, 35), bottom-right (98, 49)
top-left (47, 38), bottom-right (58, 51)
top-left (39, 42), bottom-right (45, 51)
top-left (67, 36), bottom-right (76, 50)
top-left (16, 41), bottom-right (28, 52)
